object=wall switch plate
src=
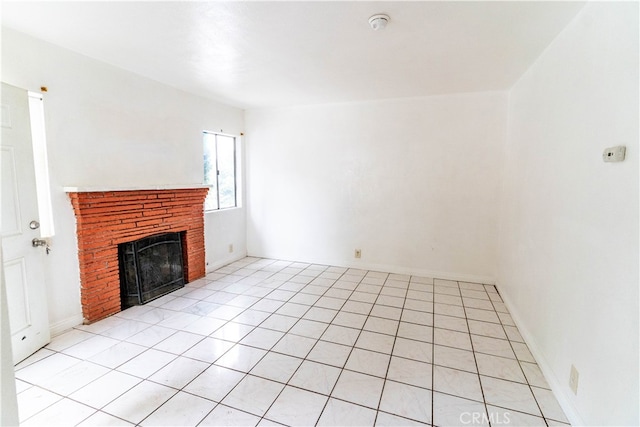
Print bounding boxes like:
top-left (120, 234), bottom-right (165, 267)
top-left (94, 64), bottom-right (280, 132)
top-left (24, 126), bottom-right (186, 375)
top-left (569, 364), bottom-right (579, 395)
top-left (603, 145), bottom-right (626, 162)
top-left (354, 249), bottom-right (361, 258)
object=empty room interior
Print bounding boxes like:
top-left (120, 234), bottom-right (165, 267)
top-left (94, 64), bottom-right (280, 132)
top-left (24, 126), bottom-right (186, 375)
top-left (0, 1), bottom-right (638, 426)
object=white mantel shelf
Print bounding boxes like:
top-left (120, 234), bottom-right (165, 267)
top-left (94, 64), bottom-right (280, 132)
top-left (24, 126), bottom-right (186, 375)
top-left (64, 184), bottom-right (211, 193)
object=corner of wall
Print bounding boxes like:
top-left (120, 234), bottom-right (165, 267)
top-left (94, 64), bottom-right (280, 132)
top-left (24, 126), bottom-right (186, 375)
top-left (49, 314), bottom-right (85, 337)
top-left (496, 282), bottom-right (585, 426)
top-left (206, 250), bottom-right (248, 274)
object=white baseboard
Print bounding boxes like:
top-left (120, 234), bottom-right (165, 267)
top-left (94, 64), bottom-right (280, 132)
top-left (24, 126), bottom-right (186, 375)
top-left (206, 252), bottom-right (249, 274)
top-left (341, 259), bottom-right (496, 285)
top-left (247, 252), bottom-right (495, 284)
top-left (497, 283), bottom-right (585, 426)
top-left (49, 314), bottom-right (84, 337)
top-left (49, 254), bottom-right (247, 335)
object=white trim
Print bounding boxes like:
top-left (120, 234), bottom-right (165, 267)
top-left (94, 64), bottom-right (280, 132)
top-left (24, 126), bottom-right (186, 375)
top-left (497, 283), bottom-right (585, 426)
top-left (206, 252), bottom-right (248, 274)
top-left (202, 129), bottom-right (240, 139)
top-left (245, 253), bottom-right (495, 284)
top-left (63, 184), bottom-right (211, 193)
top-left (28, 93), bottom-right (55, 237)
top-left (204, 206), bottom-right (243, 215)
top-left (49, 314), bottom-right (84, 337)
top-left (203, 131), bottom-right (241, 211)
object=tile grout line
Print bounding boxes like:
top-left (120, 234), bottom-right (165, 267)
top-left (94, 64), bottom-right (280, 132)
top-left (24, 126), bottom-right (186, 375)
top-left (372, 272), bottom-right (405, 426)
top-left (490, 287), bottom-right (551, 427)
top-left (458, 279), bottom-right (493, 427)
top-left (314, 269), bottom-right (383, 425)
top-left (15, 257), bottom-right (569, 427)
top-left (307, 268), bottom-right (368, 426)
top-left (140, 259), bottom-right (294, 426)
top-left (257, 263), bottom-right (353, 425)
top-left (430, 276), bottom-right (436, 426)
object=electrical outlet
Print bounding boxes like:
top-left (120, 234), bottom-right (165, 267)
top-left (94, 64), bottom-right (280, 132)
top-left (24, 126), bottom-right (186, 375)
top-left (569, 364), bottom-right (579, 395)
top-left (354, 249), bottom-right (361, 259)
top-left (603, 145), bottom-right (626, 162)
top-left (228, 244), bottom-right (234, 253)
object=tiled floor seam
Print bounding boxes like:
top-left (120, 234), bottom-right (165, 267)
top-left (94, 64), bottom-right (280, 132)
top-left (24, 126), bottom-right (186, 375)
top-left (254, 266), bottom-right (360, 427)
top-left (373, 278), bottom-right (405, 426)
top-left (459, 281), bottom-right (493, 427)
top-left (311, 270), bottom-right (371, 426)
top-left (13, 257), bottom-right (569, 427)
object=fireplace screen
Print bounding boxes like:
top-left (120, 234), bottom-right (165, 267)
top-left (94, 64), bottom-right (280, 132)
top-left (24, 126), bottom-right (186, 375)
top-left (118, 232), bottom-right (185, 309)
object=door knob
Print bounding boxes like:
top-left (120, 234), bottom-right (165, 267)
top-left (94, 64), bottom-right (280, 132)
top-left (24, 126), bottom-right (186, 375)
top-left (32, 238), bottom-right (47, 247)
top-left (32, 238), bottom-right (51, 254)
top-left (29, 220), bottom-right (40, 230)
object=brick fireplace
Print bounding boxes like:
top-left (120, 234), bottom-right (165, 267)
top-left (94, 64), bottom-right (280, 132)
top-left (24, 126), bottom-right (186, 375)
top-left (66, 186), bottom-right (209, 323)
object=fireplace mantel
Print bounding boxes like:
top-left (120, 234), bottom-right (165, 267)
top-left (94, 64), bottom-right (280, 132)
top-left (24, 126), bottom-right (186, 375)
top-left (66, 187), bottom-right (209, 323)
top-left (64, 184), bottom-right (210, 193)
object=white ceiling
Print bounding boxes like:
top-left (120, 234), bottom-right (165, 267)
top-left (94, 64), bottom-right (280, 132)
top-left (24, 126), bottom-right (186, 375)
top-left (2, 1), bottom-right (586, 109)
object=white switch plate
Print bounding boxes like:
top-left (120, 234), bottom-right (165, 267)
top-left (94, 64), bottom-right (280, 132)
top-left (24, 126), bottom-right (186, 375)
top-left (603, 146), bottom-right (626, 162)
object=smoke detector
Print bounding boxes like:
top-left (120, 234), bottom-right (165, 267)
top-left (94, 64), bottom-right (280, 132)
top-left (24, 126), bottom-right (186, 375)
top-left (368, 14), bottom-right (390, 31)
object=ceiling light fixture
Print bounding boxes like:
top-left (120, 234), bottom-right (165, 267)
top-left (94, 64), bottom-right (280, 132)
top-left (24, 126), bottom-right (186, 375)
top-left (368, 14), bottom-right (390, 31)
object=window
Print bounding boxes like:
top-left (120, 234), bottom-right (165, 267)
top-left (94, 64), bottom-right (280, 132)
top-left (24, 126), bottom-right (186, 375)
top-left (28, 92), bottom-right (55, 237)
top-left (203, 131), bottom-right (237, 211)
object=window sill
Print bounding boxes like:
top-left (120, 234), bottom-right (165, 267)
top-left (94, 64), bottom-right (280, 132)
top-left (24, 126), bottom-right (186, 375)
top-left (204, 206), bottom-right (243, 214)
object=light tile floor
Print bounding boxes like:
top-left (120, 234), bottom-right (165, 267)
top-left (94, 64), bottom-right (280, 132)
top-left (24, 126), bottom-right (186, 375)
top-left (14, 257), bottom-right (571, 426)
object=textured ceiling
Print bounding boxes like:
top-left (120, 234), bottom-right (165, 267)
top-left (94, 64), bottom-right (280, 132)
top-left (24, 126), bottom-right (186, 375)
top-left (2, 1), bottom-right (586, 109)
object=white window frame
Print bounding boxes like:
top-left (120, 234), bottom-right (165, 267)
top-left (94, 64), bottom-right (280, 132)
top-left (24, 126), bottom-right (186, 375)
top-left (203, 130), bottom-right (240, 212)
top-left (28, 92), bottom-right (55, 237)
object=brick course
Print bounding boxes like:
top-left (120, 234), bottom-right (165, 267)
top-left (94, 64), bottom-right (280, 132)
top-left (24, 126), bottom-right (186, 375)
top-left (68, 188), bottom-right (209, 323)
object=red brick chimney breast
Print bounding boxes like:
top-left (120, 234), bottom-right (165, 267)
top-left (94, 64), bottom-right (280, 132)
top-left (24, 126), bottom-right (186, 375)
top-left (67, 188), bottom-right (209, 323)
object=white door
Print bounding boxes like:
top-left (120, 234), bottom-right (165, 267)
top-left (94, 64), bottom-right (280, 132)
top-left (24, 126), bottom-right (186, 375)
top-left (1, 83), bottom-right (50, 364)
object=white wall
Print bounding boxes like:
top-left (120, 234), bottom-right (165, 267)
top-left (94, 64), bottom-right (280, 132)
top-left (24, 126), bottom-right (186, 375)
top-left (498, 2), bottom-right (639, 425)
top-left (1, 28), bottom-right (246, 332)
top-left (245, 92), bottom-right (507, 282)
top-left (205, 206), bottom-right (247, 272)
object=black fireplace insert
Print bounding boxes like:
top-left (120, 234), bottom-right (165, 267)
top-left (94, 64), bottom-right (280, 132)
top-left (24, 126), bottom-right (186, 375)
top-left (118, 232), bottom-right (185, 309)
